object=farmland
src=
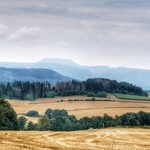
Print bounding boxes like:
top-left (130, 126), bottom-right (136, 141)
top-left (2, 94), bottom-right (150, 149)
top-left (7, 94), bottom-right (150, 121)
top-left (0, 128), bottom-right (150, 150)
top-left (114, 93), bottom-right (150, 101)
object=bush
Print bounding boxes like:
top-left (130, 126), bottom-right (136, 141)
top-left (47, 91), bottom-right (56, 98)
top-left (91, 98), bottom-right (96, 101)
top-left (96, 91), bottom-right (107, 98)
top-left (25, 94), bottom-right (34, 101)
top-left (87, 92), bottom-right (95, 97)
top-left (26, 110), bottom-right (39, 117)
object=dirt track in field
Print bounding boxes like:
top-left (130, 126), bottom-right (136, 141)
top-left (0, 128), bottom-right (150, 150)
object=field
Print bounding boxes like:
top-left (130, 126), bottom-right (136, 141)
top-left (114, 93), bottom-right (150, 101)
top-left (0, 128), bottom-right (150, 150)
top-left (2, 94), bottom-right (150, 149)
top-left (7, 94), bottom-right (150, 122)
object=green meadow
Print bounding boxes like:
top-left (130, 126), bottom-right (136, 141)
top-left (114, 93), bottom-right (150, 101)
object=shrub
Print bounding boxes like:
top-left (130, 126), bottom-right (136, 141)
top-left (47, 91), bottom-right (56, 98)
top-left (91, 98), bottom-right (96, 101)
top-left (87, 92), bottom-right (95, 97)
top-left (96, 91), bottom-right (107, 98)
top-left (26, 110), bottom-right (39, 117)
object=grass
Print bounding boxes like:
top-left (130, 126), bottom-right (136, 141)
top-left (114, 93), bottom-right (150, 101)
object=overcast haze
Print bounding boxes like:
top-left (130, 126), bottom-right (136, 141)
top-left (0, 0), bottom-right (150, 69)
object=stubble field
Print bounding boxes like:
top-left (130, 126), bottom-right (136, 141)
top-left (8, 94), bottom-right (150, 121)
top-left (2, 94), bottom-right (150, 149)
top-left (0, 128), bottom-right (150, 150)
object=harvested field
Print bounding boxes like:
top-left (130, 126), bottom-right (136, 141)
top-left (7, 94), bottom-right (150, 120)
top-left (0, 128), bottom-right (150, 150)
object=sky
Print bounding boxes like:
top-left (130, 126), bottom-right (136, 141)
top-left (0, 0), bottom-right (150, 69)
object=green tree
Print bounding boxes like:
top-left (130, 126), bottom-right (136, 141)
top-left (0, 87), bottom-right (3, 97)
top-left (18, 116), bottom-right (27, 130)
top-left (63, 119), bottom-right (74, 131)
top-left (26, 110), bottom-right (39, 117)
top-left (0, 99), bottom-right (19, 130)
top-left (27, 121), bottom-right (38, 130)
top-left (38, 115), bottom-right (51, 131)
top-left (45, 108), bottom-right (53, 119)
top-left (87, 92), bottom-right (95, 97)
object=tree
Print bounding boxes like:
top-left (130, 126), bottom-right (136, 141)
top-left (102, 113), bottom-right (114, 127)
top-left (45, 108), bottom-right (53, 119)
top-left (0, 87), bottom-right (3, 97)
top-left (63, 119), bottom-right (74, 131)
top-left (38, 115), bottom-right (51, 131)
top-left (27, 121), bottom-right (38, 130)
top-left (26, 110), bottom-right (39, 117)
top-left (52, 109), bottom-right (68, 118)
top-left (50, 116), bottom-right (67, 131)
top-left (0, 99), bottom-right (19, 130)
top-left (18, 116), bottom-right (27, 130)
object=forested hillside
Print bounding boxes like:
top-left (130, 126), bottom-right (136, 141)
top-left (55, 78), bottom-right (146, 96)
top-left (0, 78), bottom-right (147, 100)
top-left (0, 67), bottom-right (71, 84)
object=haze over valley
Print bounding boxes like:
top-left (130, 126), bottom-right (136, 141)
top-left (0, 58), bottom-right (150, 90)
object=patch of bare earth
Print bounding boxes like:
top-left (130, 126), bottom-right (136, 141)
top-left (0, 128), bottom-right (150, 150)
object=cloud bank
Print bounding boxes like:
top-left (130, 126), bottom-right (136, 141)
top-left (0, 0), bottom-right (150, 69)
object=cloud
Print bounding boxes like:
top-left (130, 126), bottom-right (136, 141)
top-left (8, 26), bottom-right (42, 40)
top-left (0, 24), bottom-right (9, 37)
top-left (0, 0), bottom-right (150, 69)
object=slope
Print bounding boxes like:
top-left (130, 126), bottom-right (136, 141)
top-left (0, 67), bottom-right (71, 84)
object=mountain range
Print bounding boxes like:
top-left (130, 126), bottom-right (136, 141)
top-left (0, 58), bottom-right (149, 90)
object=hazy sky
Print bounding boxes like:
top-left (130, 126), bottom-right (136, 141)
top-left (0, 0), bottom-right (150, 69)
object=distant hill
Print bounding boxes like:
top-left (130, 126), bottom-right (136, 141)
top-left (86, 66), bottom-right (150, 90)
top-left (0, 59), bottom-right (95, 81)
top-left (0, 58), bottom-right (150, 89)
top-left (0, 68), bottom-right (71, 84)
top-left (37, 58), bottom-right (79, 67)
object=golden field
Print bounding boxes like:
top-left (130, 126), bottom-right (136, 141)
top-left (7, 94), bottom-right (150, 120)
top-left (1, 94), bottom-right (150, 150)
top-left (0, 128), bottom-right (150, 150)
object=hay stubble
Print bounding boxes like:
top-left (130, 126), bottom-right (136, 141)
top-left (0, 128), bottom-right (150, 150)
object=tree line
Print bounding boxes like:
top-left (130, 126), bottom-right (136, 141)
top-left (0, 81), bottom-right (52, 100)
top-left (0, 78), bottom-right (147, 100)
top-left (0, 99), bottom-right (149, 131)
top-left (56, 78), bottom-right (146, 96)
